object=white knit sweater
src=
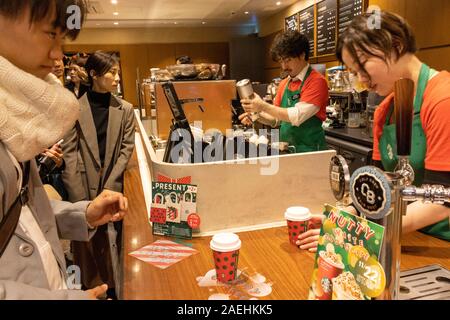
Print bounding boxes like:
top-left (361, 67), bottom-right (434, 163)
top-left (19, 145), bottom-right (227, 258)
top-left (0, 56), bottom-right (80, 161)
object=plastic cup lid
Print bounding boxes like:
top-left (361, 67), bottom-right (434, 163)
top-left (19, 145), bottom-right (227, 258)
top-left (284, 207), bottom-right (311, 221)
top-left (210, 233), bottom-right (241, 252)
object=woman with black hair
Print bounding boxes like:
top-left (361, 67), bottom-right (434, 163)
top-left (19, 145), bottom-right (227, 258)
top-left (62, 50), bottom-right (136, 298)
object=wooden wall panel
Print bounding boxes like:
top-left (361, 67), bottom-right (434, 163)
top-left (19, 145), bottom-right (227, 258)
top-left (146, 43), bottom-right (177, 71)
top-left (63, 42), bottom-right (229, 106)
top-left (404, 0), bottom-right (450, 49)
top-left (417, 46), bottom-right (450, 72)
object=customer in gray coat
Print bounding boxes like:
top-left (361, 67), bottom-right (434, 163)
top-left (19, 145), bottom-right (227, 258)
top-left (0, 0), bottom-right (128, 299)
top-left (61, 51), bottom-right (136, 298)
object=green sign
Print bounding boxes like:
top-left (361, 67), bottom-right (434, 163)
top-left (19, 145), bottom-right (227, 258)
top-left (309, 204), bottom-right (385, 300)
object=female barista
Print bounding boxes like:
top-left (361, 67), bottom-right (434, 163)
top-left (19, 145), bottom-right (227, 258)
top-left (298, 11), bottom-right (450, 252)
top-left (62, 51), bottom-right (136, 297)
top-left (240, 30), bottom-right (329, 153)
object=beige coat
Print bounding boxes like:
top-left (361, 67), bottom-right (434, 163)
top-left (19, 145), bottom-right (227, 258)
top-left (62, 93), bottom-right (136, 202)
top-left (0, 142), bottom-right (93, 300)
top-left (62, 93), bottom-right (135, 291)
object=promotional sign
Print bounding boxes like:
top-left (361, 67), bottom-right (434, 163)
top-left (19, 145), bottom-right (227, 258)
top-left (309, 204), bottom-right (386, 300)
top-left (150, 178), bottom-right (198, 239)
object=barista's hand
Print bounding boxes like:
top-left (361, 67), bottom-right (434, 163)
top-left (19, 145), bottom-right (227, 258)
top-left (296, 214), bottom-right (325, 253)
top-left (238, 112), bottom-right (253, 126)
top-left (86, 189), bottom-right (128, 227)
top-left (241, 93), bottom-right (266, 113)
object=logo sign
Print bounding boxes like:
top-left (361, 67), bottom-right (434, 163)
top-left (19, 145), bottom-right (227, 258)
top-left (350, 167), bottom-right (392, 220)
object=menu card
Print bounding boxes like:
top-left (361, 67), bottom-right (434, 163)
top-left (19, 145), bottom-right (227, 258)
top-left (308, 204), bottom-right (386, 300)
top-left (285, 12), bottom-right (299, 31)
top-left (299, 5), bottom-right (315, 57)
top-left (338, 0), bottom-right (364, 36)
top-left (316, 0), bottom-right (337, 56)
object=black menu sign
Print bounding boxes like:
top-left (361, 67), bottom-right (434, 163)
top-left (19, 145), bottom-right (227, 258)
top-left (285, 13), bottom-right (299, 31)
top-left (299, 5), bottom-right (315, 57)
top-left (316, 0), bottom-right (337, 56)
top-left (338, 0), bottom-right (364, 36)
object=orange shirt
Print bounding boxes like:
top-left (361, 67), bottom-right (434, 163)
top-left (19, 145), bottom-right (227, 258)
top-left (273, 69), bottom-right (329, 121)
top-left (372, 71), bottom-right (450, 171)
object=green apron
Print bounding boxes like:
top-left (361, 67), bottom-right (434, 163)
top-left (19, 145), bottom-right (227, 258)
top-left (279, 66), bottom-right (327, 153)
top-left (379, 64), bottom-right (449, 240)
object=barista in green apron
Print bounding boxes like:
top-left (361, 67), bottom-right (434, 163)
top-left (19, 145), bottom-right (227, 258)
top-left (279, 66), bottom-right (328, 153)
top-left (378, 64), bottom-right (449, 240)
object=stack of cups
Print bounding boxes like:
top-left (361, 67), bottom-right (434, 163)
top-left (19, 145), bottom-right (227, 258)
top-left (284, 207), bottom-right (312, 245)
top-left (210, 233), bottom-right (241, 283)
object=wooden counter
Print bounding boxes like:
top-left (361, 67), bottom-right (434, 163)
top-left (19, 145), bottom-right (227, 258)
top-left (122, 153), bottom-right (450, 300)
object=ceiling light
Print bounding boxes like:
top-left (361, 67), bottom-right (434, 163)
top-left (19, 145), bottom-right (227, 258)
top-left (276, 1), bottom-right (282, 5)
top-left (245, 11), bottom-right (249, 15)
top-left (113, 12), bottom-right (119, 16)
top-left (174, 22), bottom-right (178, 25)
top-left (114, 22), bottom-right (119, 25)
top-left (202, 21), bottom-right (206, 25)
top-left (111, 0), bottom-right (118, 4)
top-left (96, 23), bottom-right (101, 26)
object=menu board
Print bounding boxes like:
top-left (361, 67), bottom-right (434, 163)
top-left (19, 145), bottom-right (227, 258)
top-left (338, 0), bottom-right (364, 36)
top-left (285, 12), bottom-right (299, 31)
top-left (299, 5), bottom-right (315, 57)
top-left (316, 0), bottom-right (337, 56)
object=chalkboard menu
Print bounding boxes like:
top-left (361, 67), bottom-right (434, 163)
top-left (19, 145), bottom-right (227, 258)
top-left (299, 5), bottom-right (315, 57)
top-left (285, 13), bottom-right (299, 31)
top-left (338, 0), bottom-right (364, 36)
top-left (316, 0), bottom-right (337, 56)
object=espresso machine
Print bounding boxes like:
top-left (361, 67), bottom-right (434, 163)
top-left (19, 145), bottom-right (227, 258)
top-left (330, 78), bottom-right (450, 300)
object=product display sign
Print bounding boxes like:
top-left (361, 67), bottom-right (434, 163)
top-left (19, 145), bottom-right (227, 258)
top-left (285, 12), bottom-right (299, 31)
top-left (150, 180), bottom-right (198, 239)
top-left (308, 204), bottom-right (386, 300)
top-left (316, 0), bottom-right (337, 56)
top-left (338, 0), bottom-right (364, 37)
top-left (299, 5), bottom-right (315, 56)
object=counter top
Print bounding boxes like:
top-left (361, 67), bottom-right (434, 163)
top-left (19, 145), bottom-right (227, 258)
top-left (324, 127), bottom-right (373, 148)
top-left (122, 151), bottom-right (450, 300)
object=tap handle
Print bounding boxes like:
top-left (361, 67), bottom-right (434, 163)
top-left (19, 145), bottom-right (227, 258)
top-left (394, 78), bottom-right (414, 156)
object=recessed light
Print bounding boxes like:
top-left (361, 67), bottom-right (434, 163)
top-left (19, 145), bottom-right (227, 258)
top-left (111, 0), bottom-right (118, 4)
top-left (113, 12), bottom-right (119, 16)
top-left (174, 22), bottom-right (178, 25)
top-left (202, 21), bottom-right (206, 25)
top-left (114, 22), bottom-right (119, 25)
top-left (245, 11), bottom-right (249, 15)
top-left (276, 1), bottom-right (282, 5)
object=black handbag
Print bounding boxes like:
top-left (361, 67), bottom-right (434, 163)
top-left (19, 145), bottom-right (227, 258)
top-left (0, 161), bottom-right (30, 258)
